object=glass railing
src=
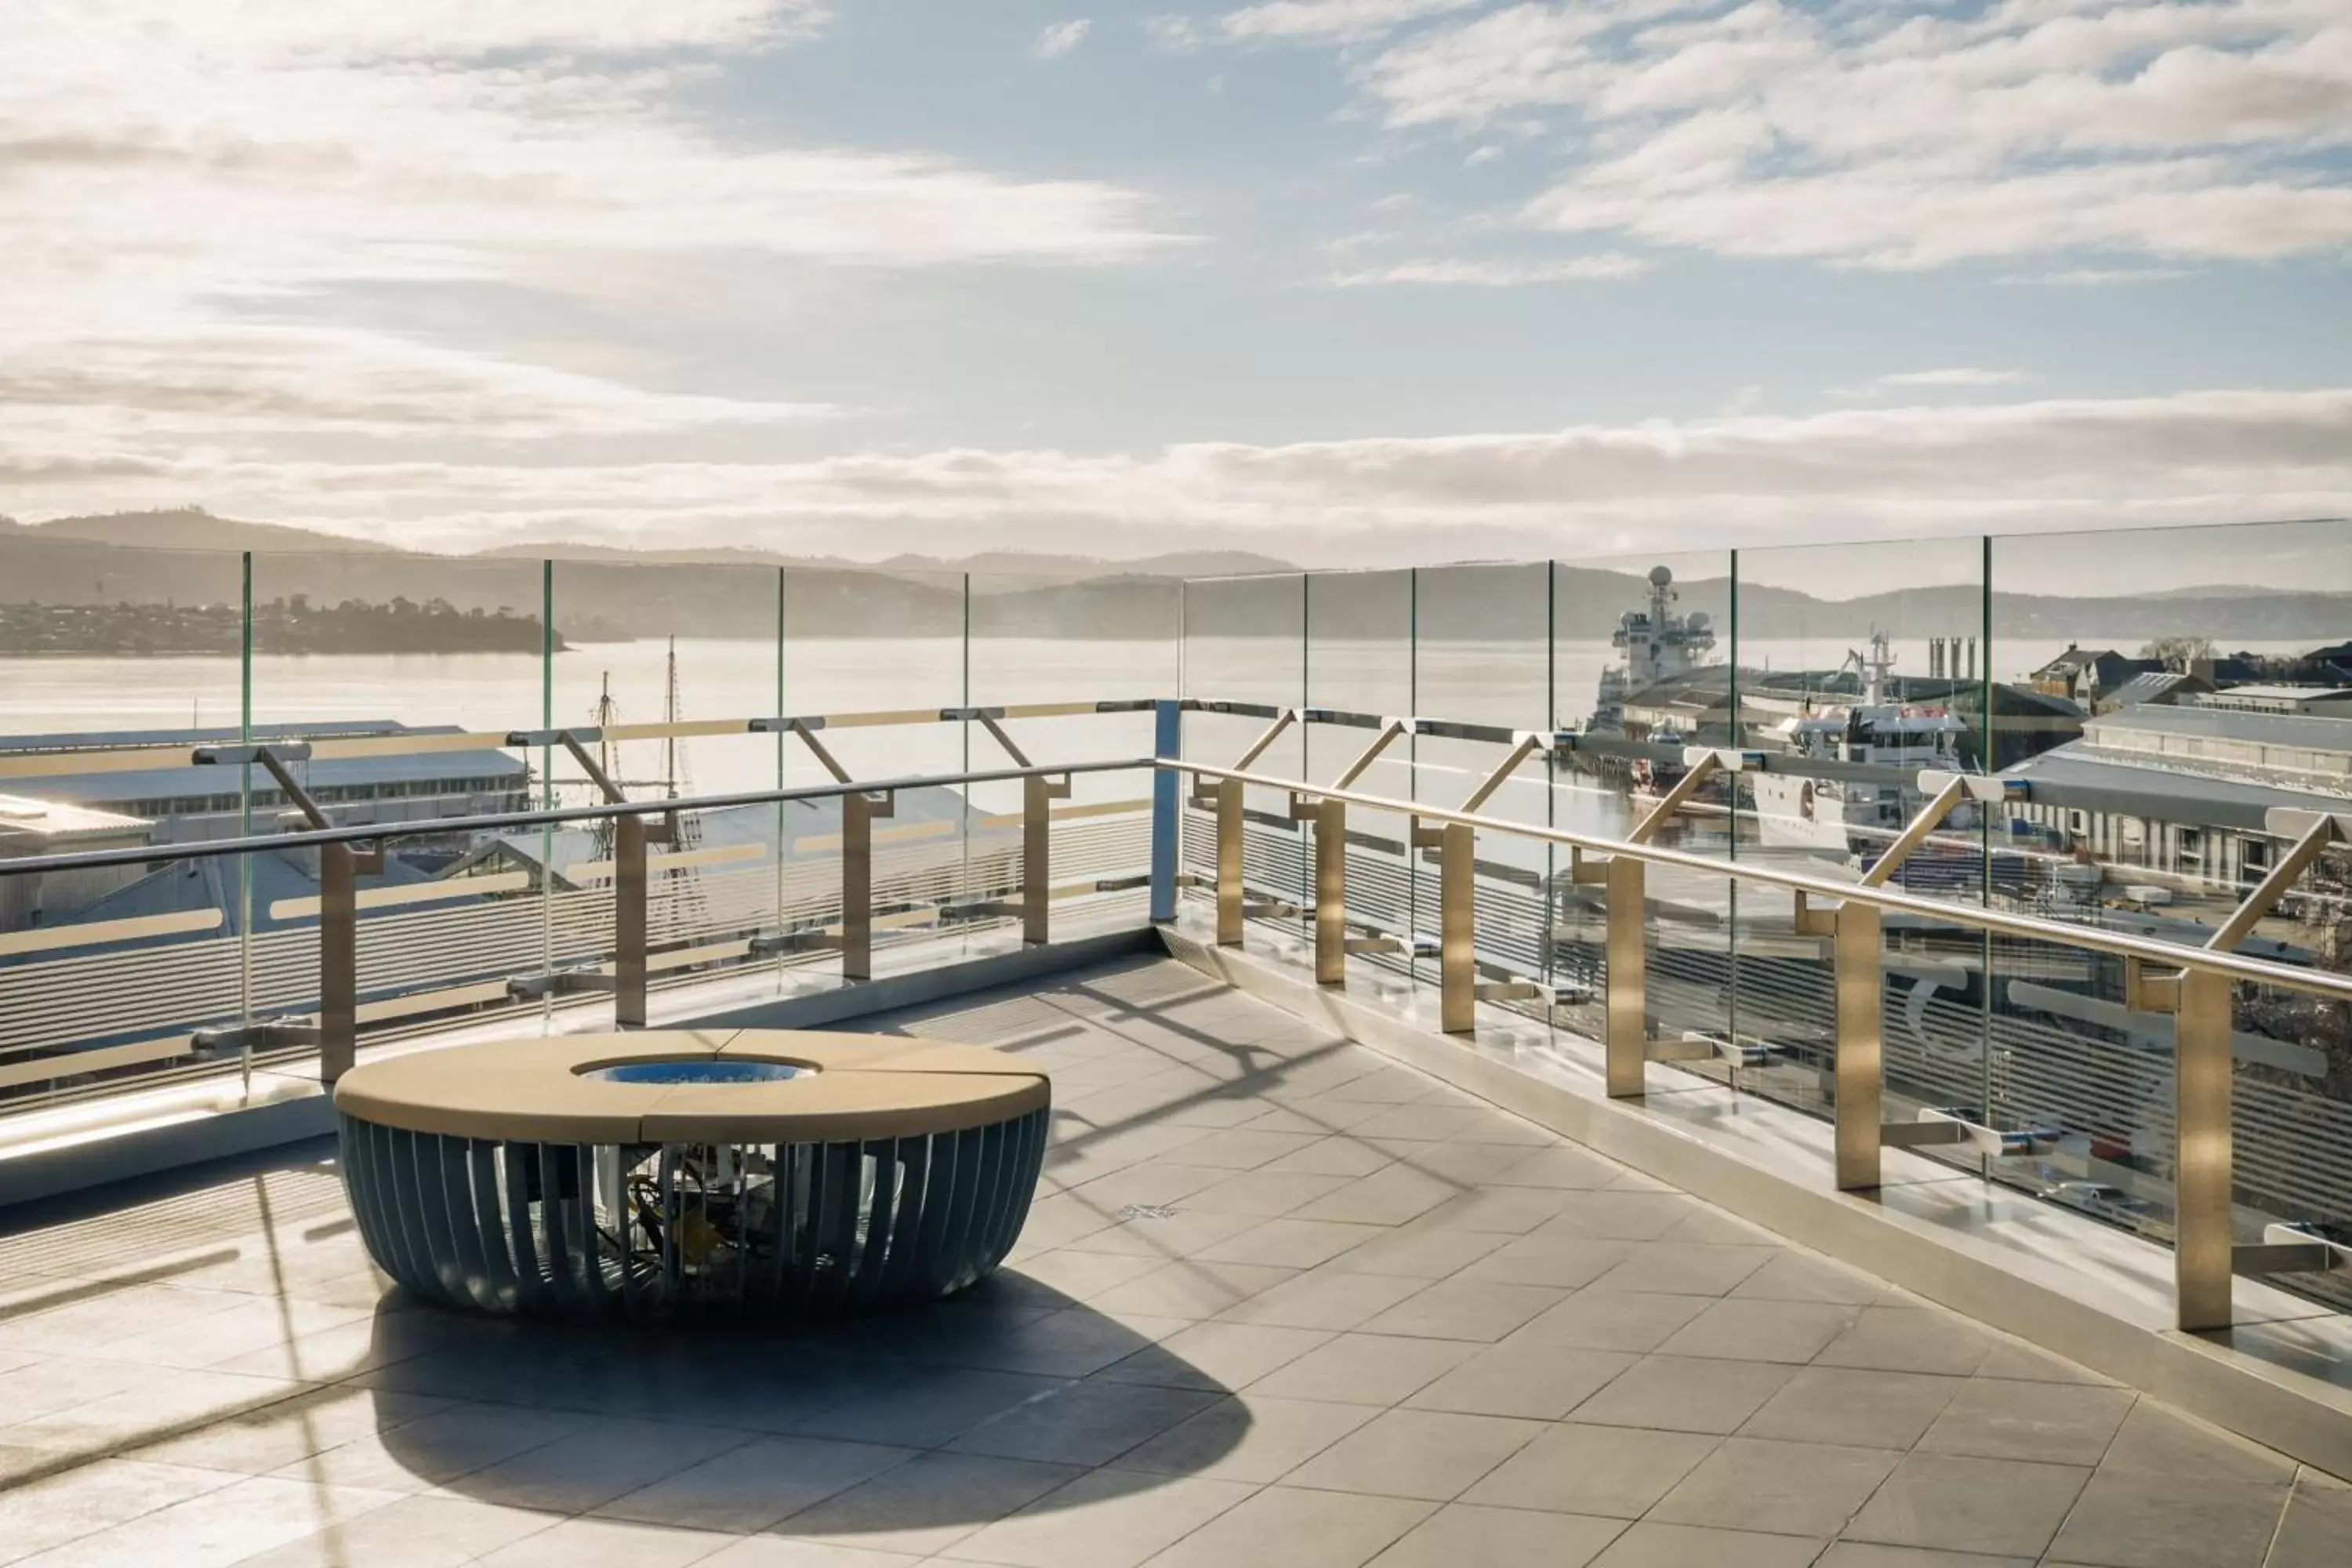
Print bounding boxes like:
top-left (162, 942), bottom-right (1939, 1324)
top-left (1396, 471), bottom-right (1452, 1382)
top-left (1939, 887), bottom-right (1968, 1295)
top-left (2, 521), bottom-right (2347, 1329)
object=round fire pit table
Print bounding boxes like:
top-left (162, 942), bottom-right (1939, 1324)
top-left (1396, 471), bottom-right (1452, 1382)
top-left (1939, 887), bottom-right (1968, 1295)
top-left (333, 1029), bottom-right (1050, 1322)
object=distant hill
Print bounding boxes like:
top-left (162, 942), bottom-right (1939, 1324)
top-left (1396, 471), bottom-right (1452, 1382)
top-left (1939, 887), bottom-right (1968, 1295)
top-left (475, 539), bottom-right (1299, 583)
top-left (2, 508), bottom-right (394, 556)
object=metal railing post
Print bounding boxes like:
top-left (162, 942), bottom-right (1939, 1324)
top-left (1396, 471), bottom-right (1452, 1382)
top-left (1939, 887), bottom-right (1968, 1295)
top-left (318, 840), bottom-right (358, 1083)
top-left (1022, 772), bottom-right (1052, 945)
top-left (1439, 820), bottom-right (1475, 1033)
top-left (1216, 776), bottom-right (1244, 946)
top-left (1605, 853), bottom-right (1646, 1096)
top-left (1149, 699), bottom-right (1181, 924)
top-left (615, 811), bottom-right (648, 1028)
top-left (1832, 899), bottom-right (1885, 1191)
top-left (2174, 967), bottom-right (2236, 1331)
top-left (843, 789), bottom-right (890, 981)
top-left (1315, 797), bottom-right (1347, 984)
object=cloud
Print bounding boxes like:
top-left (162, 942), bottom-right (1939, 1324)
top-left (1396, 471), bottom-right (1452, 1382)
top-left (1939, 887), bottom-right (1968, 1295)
top-left (1034, 19), bottom-right (1092, 59)
top-left (1999, 267), bottom-right (2197, 287)
top-left (1330, 254), bottom-right (1650, 284)
top-left (1250, 1), bottom-right (2352, 268)
top-left (15, 387), bottom-right (2349, 564)
top-left (1879, 368), bottom-right (2036, 387)
top-left (1219, 0), bottom-right (1484, 42)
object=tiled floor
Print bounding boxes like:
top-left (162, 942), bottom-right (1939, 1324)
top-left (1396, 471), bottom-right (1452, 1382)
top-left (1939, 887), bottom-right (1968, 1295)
top-left (1, 956), bottom-right (2347, 1567)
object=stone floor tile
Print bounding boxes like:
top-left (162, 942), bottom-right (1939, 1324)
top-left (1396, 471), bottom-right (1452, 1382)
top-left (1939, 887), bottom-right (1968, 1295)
top-left (947, 1379), bottom-right (1218, 1466)
top-left (1116, 1394), bottom-right (1378, 1483)
top-left (1257, 1137), bottom-right (1399, 1178)
top-left (1352, 1279), bottom-right (1567, 1342)
top-left (1591, 1521), bottom-right (1828, 1567)
top-left (0, 1457), bottom-right (244, 1566)
top-left (1289, 1167), bottom-right (1460, 1228)
top-left (2269, 1472), bottom-right (2352, 1568)
top-left (1570, 1354), bottom-right (1795, 1435)
top-left (1246, 1333), bottom-right (1478, 1406)
top-left (11, 1474), bottom-right (405, 1568)
top-left (474, 1515), bottom-right (735, 1568)
top-left (451, 1417), bottom-right (754, 1515)
top-left (1138, 1484), bottom-right (1434, 1568)
top-left (793, 1367), bottom-right (1065, 1450)
top-left (1323, 1225), bottom-right (1510, 1279)
top-left (1366, 1501), bottom-right (1624, 1568)
top-left (1511, 1290), bottom-right (1713, 1353)
top-left (1970, 1340), bottom-right (2116, 1386)
top-left (1003, 1250), bottom-right (1170, 1302)
top-left (1739, 1368), bottom-right (1967, 1450)
top-left (1196, 1219), bottom-right (1388, 1270)
top-left (1403, 1341), bottom-right (1635, 1421)
top-left (1454, 1232), bottom-right (1631, 1289)
top-left (1650, 1434), bottom-right (1897, 1537)
top-left (1093, 1321), bottom-right (1334, 1392)
top-left (936, 1468), bottom-right (1258, 1568)
top-left (125, 1385), bottom-right (448, 1476)
top-left (2043, 1468), bottom-right (2288, 1568)
top-left (1655, 1298), bottom-right (1860, 1364)
top-left (775, 1452), bottom-right (1084, 1557)
top-left (1279, 1408), bottom-right (1543, 1501)
top-left (1730, 1250), bottom-right (1887, 1306)
top-left (1091, 1261), bottom-right (1301, 1320)
top-left (1816, 1545), bottom-right (2030, 1567)
top-left (1408, 1186), bottom-right (1576, 1235)
top-left (1160, 1130), bottom-right (1328, 1170)
top-left (1385, 1142), bottom-right (1547, 1189)
top-left (1814, 1310), bottom-right (1994, 1377)
top-left (1913, 1378), bottom-right (2135, 1466)
top-left (1213, 1269), bottom-right (1431, 1331)
top-left (1178, 1171), bottom-right (1358, 1218)
top-left (2092, 1401), bottom-right (2294, 1483)
top-left (593, 1436), bottom-right (914, 1534)
top-left (699, 1539), bottom-right (923, 1568)
top-left (0, 1365), bottom-right (304, 1453)
top-left (1531, 1191), bottom-right (1700, 1241)
top-left (270, 1399), bottom-right (588, 1492)
top-left (1059, 1210), bottom-right (1266, 1261)
top-left (1486, 1145), bottom-right (1625, 1191)
top-left (230, 1494), bottom-right (557, 1568)
top-left (1584, 1243), bottom-right (1778, 1298)
top-left (1842, 1453), bottom-right (2089, 1559)
top-left (1461, 1422), bottom-right (1720, 1518)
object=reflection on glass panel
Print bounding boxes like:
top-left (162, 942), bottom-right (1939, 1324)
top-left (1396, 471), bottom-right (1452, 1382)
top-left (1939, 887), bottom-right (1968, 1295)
top-left (552, 560), bottom-right (781, 803)
top-left (0, 851), bottom-right (248, 1111)
top-left (0, 540), bottom-right (249, 744)
top-left (1730, 537), bottom-right (1988, 1127)
top-left (1180, 574), bottom-right (1305, 935)
top-left (1305, 571), bottom-right (1416, 982)
top-left (1552, 552), bottom-right (1734, 1061)
top-left (1413, 564), bottom-right (1552, 1000)
top-left (1986, 518), bottom-right (2352, 1308)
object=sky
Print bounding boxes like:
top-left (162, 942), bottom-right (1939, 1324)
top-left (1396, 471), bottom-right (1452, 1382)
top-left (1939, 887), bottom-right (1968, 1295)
top-left (2, 0), bottom-right (2348, 565)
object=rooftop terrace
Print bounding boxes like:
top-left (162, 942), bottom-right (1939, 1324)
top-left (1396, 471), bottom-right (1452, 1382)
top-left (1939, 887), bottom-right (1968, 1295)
top-left (2, 956), bottom-right (2347, 1568)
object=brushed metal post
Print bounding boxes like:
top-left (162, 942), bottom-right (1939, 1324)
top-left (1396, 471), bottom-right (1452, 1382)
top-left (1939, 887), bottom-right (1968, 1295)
top-left (1216, 776), bottom-right (1244, 946)
top-left (2174, 966), bottom-right (2235, 1331)
top-left (1605, 853), bottom-right (1646, 1096)
top-left (318, 839), bottom-right (358, 1083)
top-left (1833, 900), bottom-right (1885, 1190)
top-left (842, 789), bottom-right (889, 981)
top-left (1439, 820), bottom-right (1475, 1033)
top-left (1315, 797), bottom-right (1347, 985)
top-left (1022, 772), bottom-right (1051, 946)
top-left (615, 811), bottom-right (648, 1027)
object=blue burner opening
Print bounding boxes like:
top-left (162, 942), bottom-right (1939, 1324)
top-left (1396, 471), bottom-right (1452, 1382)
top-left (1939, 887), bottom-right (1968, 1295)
top-left (586, 1060), bottom-right (806, 1086)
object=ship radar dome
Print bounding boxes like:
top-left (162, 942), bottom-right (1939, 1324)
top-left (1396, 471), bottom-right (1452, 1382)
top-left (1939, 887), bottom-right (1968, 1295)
top-left (1648, 565), bottom-right (1672, 586)
top-left (1688, 611), bottom-right (1709, 630)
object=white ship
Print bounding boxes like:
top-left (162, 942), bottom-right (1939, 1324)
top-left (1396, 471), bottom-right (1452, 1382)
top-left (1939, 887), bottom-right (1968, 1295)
top-left (1751, 631), bottom-right (1969, 855)
top-left (1591, 565), bottom-right (1716, 737)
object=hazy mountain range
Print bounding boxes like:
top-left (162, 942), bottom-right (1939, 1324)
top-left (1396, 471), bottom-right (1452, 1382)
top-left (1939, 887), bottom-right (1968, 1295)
top-left (1, 510), bottom-right (2344, 648)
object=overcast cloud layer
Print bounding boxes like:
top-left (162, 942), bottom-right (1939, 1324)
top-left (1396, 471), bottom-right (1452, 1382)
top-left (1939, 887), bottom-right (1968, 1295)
top-left (2, 2), bottom-right (2345, 563)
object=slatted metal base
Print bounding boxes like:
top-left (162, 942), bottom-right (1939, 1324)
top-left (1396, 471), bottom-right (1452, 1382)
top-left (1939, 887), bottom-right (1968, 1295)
top-left (339, 1108), bottom-right (1047, 1322)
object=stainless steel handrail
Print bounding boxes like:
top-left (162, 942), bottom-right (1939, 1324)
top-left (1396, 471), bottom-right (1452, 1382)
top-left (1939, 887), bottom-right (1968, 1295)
top-left (1174, 757), bottom-right (2352, 1332)
top-left (0, 757), bottom-right (1153, 877)
top-left (1177, 760), bottom-right (2352, 1005)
